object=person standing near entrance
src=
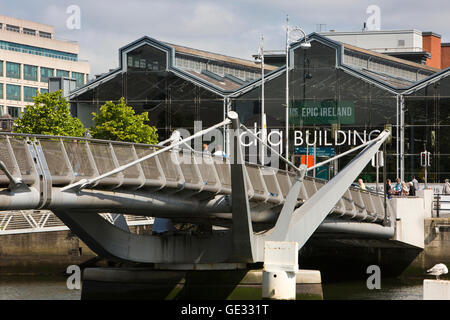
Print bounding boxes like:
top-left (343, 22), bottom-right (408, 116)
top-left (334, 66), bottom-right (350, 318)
top-left (408, 181), bottom-right (416, 196)
top-left (443, 179), bottom-right (450, 194)
top-left (411, 175), bottom-right (419, 191)
top-left (385, 179), bottom-right (393, 199)
top-left (401, 181), bottom-right (409, 196)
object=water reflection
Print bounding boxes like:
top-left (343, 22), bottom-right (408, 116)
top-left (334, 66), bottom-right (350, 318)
top-left (0, 275), bottom-right (424, 300)
top-left (322, 278), bottom-right (423, 300)
top-left (0, 276), bottom-right (81, 300)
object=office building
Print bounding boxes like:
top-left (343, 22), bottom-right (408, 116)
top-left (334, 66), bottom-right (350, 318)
top-left (0, 15), bottom-right (90, 118)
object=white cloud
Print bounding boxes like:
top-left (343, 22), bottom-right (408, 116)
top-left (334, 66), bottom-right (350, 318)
top-left (2, 0), bottom-right (450, 76)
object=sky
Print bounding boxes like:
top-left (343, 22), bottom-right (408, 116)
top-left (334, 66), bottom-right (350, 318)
top-left (2, 0), bottom-right (450, 76)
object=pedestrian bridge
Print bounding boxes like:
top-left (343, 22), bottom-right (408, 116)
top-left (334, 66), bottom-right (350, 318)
top-left (0, 112), bottom-right (416, 265)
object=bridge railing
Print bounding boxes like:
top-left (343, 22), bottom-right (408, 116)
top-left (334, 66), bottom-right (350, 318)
top-left (0, 132), bottom-right (390, 224)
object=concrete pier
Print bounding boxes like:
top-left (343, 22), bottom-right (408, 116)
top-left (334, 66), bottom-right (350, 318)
top-left (401, 218), bottom-right (450, 277)
top-left (81, 267), bottom-right (323, 300)
top-left (423, 280), bottom-right (450, 300)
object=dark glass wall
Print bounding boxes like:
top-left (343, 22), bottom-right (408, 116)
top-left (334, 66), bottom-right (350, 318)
top-left (232, 41), bottom-right (399, 181)
top-left (404, 76), bottom-right (450, 182)
top-left (232, 72), bottom-right (286, 129)
top-left (70, 44), bottom-right (224, 142)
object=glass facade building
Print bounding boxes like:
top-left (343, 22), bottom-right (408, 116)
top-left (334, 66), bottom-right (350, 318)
top-left (69, 34), bottom-right (450, 183)
top-left (0, 15), bottom-right (90, 119)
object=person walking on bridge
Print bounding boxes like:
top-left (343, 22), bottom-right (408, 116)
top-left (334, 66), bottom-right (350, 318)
top-left (357, 178), bottom-right (366, 190)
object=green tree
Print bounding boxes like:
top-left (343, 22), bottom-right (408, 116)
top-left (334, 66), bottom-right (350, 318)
top-left (91, 97), bottom-right (158, 144)
top-left (13, 90), bottom-right (86, 137)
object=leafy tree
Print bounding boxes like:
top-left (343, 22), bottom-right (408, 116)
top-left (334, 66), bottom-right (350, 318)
top-left (91, 97), bottom-right (158, 144)
top-left (13, 90), bottom-right (86, 137)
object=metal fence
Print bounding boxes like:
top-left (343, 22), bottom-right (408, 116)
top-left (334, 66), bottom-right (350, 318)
top-left (0, 210), bottom-right (154, 235)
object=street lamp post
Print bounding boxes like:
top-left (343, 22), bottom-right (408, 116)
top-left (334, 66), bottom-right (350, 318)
top-left (285, 15), bottom-right (310, 166)
top-left (258, 35), bottom-right (266, 165)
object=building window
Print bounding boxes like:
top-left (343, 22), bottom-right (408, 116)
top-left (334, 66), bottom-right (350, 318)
top-left (0, 40), bottom-right (78, 62)
top-left (6, 24), bottom-right (20, 33)
top-left (72, 72), bottom-right (84, 88)
top-left (39, 31), bottom-right (52, 39)
top-left (56, 70), bottom-right (70, 78)
top-left (24, 65), bottom-right (38, 81)
top-left (0, 60), bottom-right (3, 76)
top-left (7, 106), bottom-right (21, 119)
top-left (126, 45), bottom-right (167, 72)
top-left (0, 83), bottom-right (3, 99)
top-left (6, 62), bottom-right (20, 79)
top-left (24, 86), bottom-right (38, 102)
top-left (40, 67), bottom-right (54, 83)
top-left (40, 88), bottom-right (49, 94)
top-left (0, 105), bottom-right (3, 116)
top-left (23, 28), bottom-right (36, 36)
top-left (6, 84), bottom-right (21, 101)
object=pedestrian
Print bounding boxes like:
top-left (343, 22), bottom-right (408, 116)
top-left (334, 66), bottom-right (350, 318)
top-left (70, 139), bottom-right (81, 177)
top-left (385, 179), bottom-right (393, 199)
top-left (411, 175), bottom-right (419, 191)
top-left (443, 179), bottom-right (450, 194)
top-left (213, 145), bottom-right (226, 158)
top-left (202, 143), bottom-right (210, 154)
top-left (408, 181), bottom-right (416, 196)
top-left (401, 181), bottom-right (409, 196)
top-left (394, 178), bottom-right (402, 195)
top-left (357, 178), bottom-right (366, 190)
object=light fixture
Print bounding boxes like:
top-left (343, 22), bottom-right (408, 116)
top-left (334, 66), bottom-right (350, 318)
top-left (299, 41), bottom-right (311, 49)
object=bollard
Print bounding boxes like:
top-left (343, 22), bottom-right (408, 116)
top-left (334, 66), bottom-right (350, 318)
top-left (262, 241), bottom-right (298, 300)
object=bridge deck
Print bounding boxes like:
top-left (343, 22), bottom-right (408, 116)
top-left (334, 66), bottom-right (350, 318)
top-left (0, 134), bottom-right (390, 230)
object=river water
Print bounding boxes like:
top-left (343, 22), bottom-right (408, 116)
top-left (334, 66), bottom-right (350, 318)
top-left (0, 275), bottom-right (425, 300)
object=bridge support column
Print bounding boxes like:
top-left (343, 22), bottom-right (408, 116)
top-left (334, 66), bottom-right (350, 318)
top-left (262, 241), bottom-right (298, 300)
top-left (228, 111), bottom-right (256, 262)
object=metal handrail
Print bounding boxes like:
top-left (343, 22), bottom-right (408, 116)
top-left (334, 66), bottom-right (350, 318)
top-left (60, 118), bottom-right (232, 191)
top-left (0, 131), bottom-right (162, 149)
